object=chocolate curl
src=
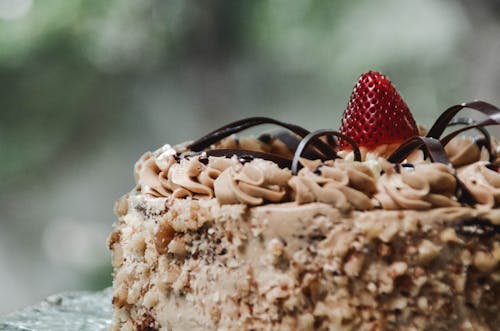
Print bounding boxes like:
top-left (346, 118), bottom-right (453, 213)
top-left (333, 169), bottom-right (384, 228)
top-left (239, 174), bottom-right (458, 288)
top-left (388, 136), bottom-right (478, 205)
top-left (427, 100), bottom-right (500, 139)
top-left (205, 149), bottom-right (292, 169)
top-left (446, 117), bottom-right (493, 161)
top-left (440, 117), bottom-right (500, 146)
top-left (187, 117), bottom-right (336, 160)
top-left (387, 136), bottom-right (450, 164)
top-left (259, 130), bottom-right (324, 159)
top-left (291, 129), bottom-right (361, 175)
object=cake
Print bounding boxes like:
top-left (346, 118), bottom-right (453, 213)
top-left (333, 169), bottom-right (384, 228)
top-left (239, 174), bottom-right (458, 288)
top-left (108, 72), bottom-right (500, 331)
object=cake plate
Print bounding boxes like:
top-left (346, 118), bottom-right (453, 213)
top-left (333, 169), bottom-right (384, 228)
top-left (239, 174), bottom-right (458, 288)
top-left (0, 288), bottom-right (112, 331)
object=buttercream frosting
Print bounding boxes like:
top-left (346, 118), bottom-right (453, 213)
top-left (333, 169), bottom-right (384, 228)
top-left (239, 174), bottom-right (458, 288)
top-left (445, 138), bottom-right (490, 167)
top-left (134, 135), bottom-right (500, 211)
top-left (214, 159), bottom-right (291, 205)
top-left (136, 150), bottom-right (237, 199)
top-left (458, 161), bottom-right (500, 209)
top-left (289, 160), bottom-right (376, 211)
top-left (375, 160), bottom-right (459, 210)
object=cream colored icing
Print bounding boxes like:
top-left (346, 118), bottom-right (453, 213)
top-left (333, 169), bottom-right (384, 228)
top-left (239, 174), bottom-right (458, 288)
top-left (214, 159), bottom-right (292, 205)
top-left (458, 161), bottom-right (500, 209)
top-left (445, 138), bottom-right (490, 167)
top-left (135, 148), bottom-right (238, 199)
top-left (289, 160), bottom-right (377, 211)
top-left (133, 135), bottom-right (500, 211)
top-left (110, 195), bottom-right (500, 331)
top-left (135, 144), bottom-right (381, 209)
top-left (375, 160), bottom-right (459, 210)
top-left (339, 143), bottom-right (426, 163)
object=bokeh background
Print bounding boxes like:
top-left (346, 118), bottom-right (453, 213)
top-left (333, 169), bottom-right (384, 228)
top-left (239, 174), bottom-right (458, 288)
top-left (1, 0), bottom-right (500, 314)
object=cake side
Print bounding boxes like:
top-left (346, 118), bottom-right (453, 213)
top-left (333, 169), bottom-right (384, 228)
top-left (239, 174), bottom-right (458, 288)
top-left (108, 72), bottom-right (500, 330)
top-left (109, 194), bottom-right (500, 331)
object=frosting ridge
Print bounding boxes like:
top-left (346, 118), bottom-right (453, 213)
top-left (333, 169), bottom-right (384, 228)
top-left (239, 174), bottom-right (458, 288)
top-left (445, 138), bottom-right (490, 167)
top-left (289, 160), bottom-right (377, 211)
top-left (214, 159), bottom-right (291, 205)
top-left (375, 161), bottom-right (459, 210)
top-left (458, 161), bottom-right (500, 209)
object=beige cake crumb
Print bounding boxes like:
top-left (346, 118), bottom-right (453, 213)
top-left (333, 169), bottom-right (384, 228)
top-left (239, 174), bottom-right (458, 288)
top-left (110, 196), bottom-right (500, 331)
top-left (109, 140), bottom-right (500, 331)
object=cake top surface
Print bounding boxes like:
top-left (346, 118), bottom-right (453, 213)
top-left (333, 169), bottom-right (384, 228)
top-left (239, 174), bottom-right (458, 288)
top-left (131, 71), bottom-right (500, 212)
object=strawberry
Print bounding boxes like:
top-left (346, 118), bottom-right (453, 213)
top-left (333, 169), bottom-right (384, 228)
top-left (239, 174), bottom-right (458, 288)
top-left (339, 71), bottom-right (418, 150)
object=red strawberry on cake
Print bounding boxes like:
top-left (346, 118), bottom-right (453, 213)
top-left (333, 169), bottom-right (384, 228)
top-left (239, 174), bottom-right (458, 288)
top-left (339, 71), bottom-right (419, 155)
top-left (109, 71), bottom-right (500, 331)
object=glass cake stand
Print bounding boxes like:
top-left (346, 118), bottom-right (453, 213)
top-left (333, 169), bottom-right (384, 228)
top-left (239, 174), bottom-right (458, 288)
top-left (0, 288), bottom-right (112, 331)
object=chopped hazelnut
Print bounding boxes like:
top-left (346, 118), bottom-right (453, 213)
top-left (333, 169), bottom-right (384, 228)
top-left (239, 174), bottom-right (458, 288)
top-left (388, 262), bottom-right (408, 278)
top-left (114, 196), bottom-right (129, 216)
top-left (417, 240), bottom-right (441, 264)
top-left (439, 228), bottom-right (463, 244)
top-left (378, 242), bottom-right (391, 257)
top-left (473, 251), bottom-right (497, 273)
top-left (155, 221), bottom-right (176, 254)
top-left (344, 253), bottom-right (364, 277)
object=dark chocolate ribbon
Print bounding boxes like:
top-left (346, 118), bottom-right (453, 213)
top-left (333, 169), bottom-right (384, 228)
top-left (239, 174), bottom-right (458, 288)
top-left (446, 117), bottom-right (493, 161)
top-left (387, 136), bottom-right (450, 164)
top-left (291, 129), bottom-right (361, 175)
top-left (187, 117), bottom-right (336, 160)
top-left (427, 101), bottom-right (500, 139)
top-left (260, 130), bottom-right (324, 159)
top-left (387, 136), bottom-right (478, 205)
top-left (204, 149), bottom-right (292, 169)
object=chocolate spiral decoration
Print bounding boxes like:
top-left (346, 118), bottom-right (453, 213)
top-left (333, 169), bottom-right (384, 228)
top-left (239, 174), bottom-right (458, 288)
top-left (204, 149), bottom-right (292, 169)
top-left (447, 117), bottom-right (491, 143)
top-left (184, 100), bottom-right (500, 174)
top-left (440, 118), bottom-right (500, 146)
top-left (427, 101), bottom-right (500, 139)
top-left (388, 100), bottom-right (500, 165)
top-left (187, 117), bottom-right (336, 160)
top-left (446, 117), bottom-right (493, 161)
top-left (386, 136), bottom-right (479, 205)
top-left (387, 136), bottom-right (450, 164)
top-left (259, 130), bottom-right (324, 159)
top-left (291, 129), bottom-right (361, 175)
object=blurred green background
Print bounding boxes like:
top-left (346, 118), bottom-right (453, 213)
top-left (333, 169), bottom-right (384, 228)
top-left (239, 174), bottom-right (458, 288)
top-left (1, 0), bottom-right (500, 314)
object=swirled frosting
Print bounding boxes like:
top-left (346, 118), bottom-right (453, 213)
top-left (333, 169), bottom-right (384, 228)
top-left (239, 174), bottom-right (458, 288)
top-left (445, 138), bottom-right (490, 168)
top-left (133, 134), bottom-right (500, 211)
top-left (289, 160), bottom-right (377, 211)
top-left (375, 161), bottom-right (459, 210)
top-left (458, 161), bottom-right (500, 209)
top-left (214, 159), bottom-right (292, 205)
top-left (339, 143), bottom-right (425, 164)
top-left (135, 145), bottom-right (238, 199)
